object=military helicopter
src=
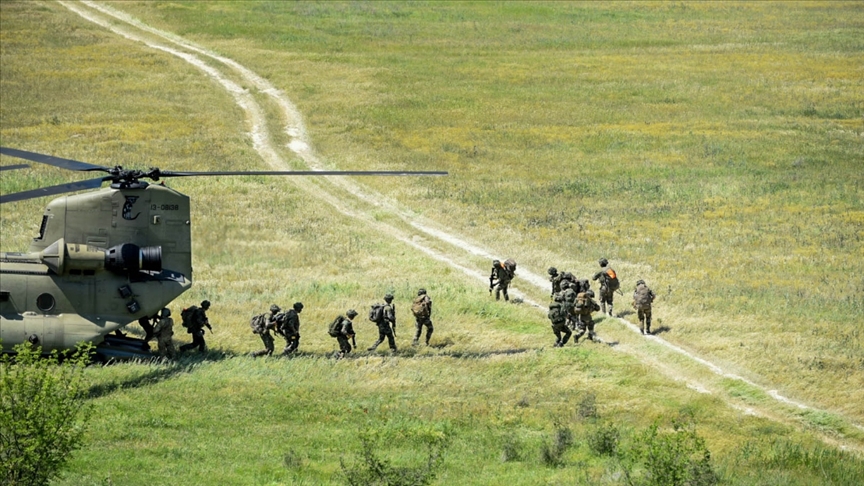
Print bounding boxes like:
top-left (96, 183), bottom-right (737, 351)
top-left (0, 147), bottom-right (446, 360)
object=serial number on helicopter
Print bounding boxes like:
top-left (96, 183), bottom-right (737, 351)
top-left (151, 204), bottom-right (179, 211)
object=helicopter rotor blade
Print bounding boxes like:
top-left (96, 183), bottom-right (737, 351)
top-left (0, 147), bottom-right (108, 172)
top-left (0, 164), bottom-right (30, 172)
top-left (156, 170), bottom-right (449, 178)
top-left (0, 177), bottom-right (106, 204)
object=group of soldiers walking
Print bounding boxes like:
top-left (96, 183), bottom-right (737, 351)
top-left (137, 299), bottom-right (212, 359)
top-left (325, 288), bottom-right (433, 358)
top-left (139, 257), bottom-right (655, 359)
top-left (546, 258), bottom-right (656, 347)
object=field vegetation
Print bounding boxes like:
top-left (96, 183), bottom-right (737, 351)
top-left (1, 1), bottom-right (862, 484)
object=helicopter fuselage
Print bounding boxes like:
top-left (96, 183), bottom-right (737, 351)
top-left (0, 183), bottom-right (193, 353)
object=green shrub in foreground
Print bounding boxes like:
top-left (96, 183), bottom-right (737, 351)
top-left (0, 343), bottom-right (93, 486)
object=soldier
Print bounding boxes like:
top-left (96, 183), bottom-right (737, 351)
top-left (278, 302), bottom-right (303, 355)
top-left (548, 267), bottom-right (563, 297)
top-left (138, 313), bottom-right (157, 342)
top-left (573, 290), bottom-right (601, 343)
top-left (180, 300), bottom-right (212, 353)
top-left (489, 259), bottom-right (515, 301)
top-left (151, 307), bottom-right (176, 359)
top-left (252, 304), bottom-right (279, 357)
top-left (548, 292), bottom-right (572, 347)
top-left (328, 309), bottom-right (357, 358)
top-left (368, 294), bottom-right (397, 352)
top-left (592, 258), bottom-right (619, 316)
top-left (559, 280), bottom-right (578, 330)
top-left (633, 279), bottom-right (657, 335)
top-left (411, 288), bottom-right (433, 346)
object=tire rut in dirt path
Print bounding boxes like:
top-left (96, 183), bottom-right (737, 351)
top-left (66, 0), bottom-right (864, 450)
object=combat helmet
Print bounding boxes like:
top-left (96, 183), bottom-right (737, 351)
top-left (293, 302), bottom-right (304, 311)
top-left (636, 279), bottom-right (645, 286)
top-left (162, 308), bottom-right (171, 318)
top-left (598, 258), bottom-right (609, 267)
top-left (418, 288), bottom-right (427, 296)
top-left (384, 293), bottom-right (394, 302)
top-left (586, 290), bottom-right (595, 298)
top-left (346, 309), bottom-right (358, 318)
top-left (547, 267), bottom-right (558, 275)
top-left (270, 304), bottom-right (281, 314)
top-left (201, 300), bottom-right (211, 309)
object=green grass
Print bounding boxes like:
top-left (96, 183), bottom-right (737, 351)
top-left (2, 1), bottom-right (864, 484)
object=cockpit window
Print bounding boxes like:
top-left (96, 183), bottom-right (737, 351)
top-left (37, 215), bottom-right (48, 240)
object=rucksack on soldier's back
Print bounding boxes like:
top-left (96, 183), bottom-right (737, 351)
top-left (548, 302), bottom-right (566, 324)
top-left (328, 316), bottom-right (343, 337)
top-left (605, 268), bottom-right (620, 291)
top-left (634, 286), bottom-right (654, 307)
top-left (411, 295), bottom-right (430, 318)
top-left (181, 306), bottom-right (197, 330)
top-left (573, 292), bottom-right (588, 314)
top-left (250, 314), bottom-right (267, 334)
top-left (503, 258), bottom-right (517, 276)
top-left (369, 304), bottom-right (384, 323)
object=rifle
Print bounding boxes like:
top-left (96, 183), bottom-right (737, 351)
top-left (392, 304), bottom-right (397, 337)
top-left (351, 334), bottom-right (357, 349)
top-left (489, 275), bottom-right (496, 294)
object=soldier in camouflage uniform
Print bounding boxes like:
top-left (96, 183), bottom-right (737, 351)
top-left (489, 259), bottom-right (514, 301)
top-left (368, 294), bottom-right (397, 352)
top-left (548, 292), bottom-right (572, 347)
top-left (632, 280), bottom-right (656, 335)
top-left (411, 288), bottom-right (433, 346)
top-left (330, 309), bottom-right (357, 358)
top-left (559, 280), bottom-right (578, 330)
top-left (592, 258), bottom-right (618, 316)
top-left (573, 290), bottom-right (601, 343)
top-left (252, 304), bottom-right (280, 357)
top-left (180, 300), bottom-right (212, 353)
top-left (151, 307), bottom-right (176, 359)
top-left (278, 302), bottom-right (303, 355)
top-left (548, 267), bottom-right (563, 297)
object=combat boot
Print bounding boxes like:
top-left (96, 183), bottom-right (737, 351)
top-left (645, 317), bottom-right (652, 335)
top-left (601, 303), bottom-right (607, 315)
top-left (608, 304), bottom-right (613, 317)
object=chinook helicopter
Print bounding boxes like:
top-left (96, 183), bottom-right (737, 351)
top-left (0, 147), bottom-right (445, 360)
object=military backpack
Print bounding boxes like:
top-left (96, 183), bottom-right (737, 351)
top-left (634, 285), bottom-right (654, 308)
top-left (605, 268), bottom-right (620, 292)
top-left (369, 304), bottom-right (385, 323)
top-left (180, 306), bottom-right (197, 332)
top-left (503, 258), bottom-right (517, 277)
top-left (574, 292), bottom-right (589, 315)
top-left (250, 314), bottom-right (268, 334)
top-left (548, 301), bottom-right (567, 324)
top-left (328, 316), bottom-right (344, 337)
top-left (411, 295), bottom-right (431, 318)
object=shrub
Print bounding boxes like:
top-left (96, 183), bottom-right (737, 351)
top-left (1, 342), bottom-right (93, 486)
top-left (588, 422), bottom-right (620, 457)
top-left (339, 429), bottom-right (449, 486)
top-left (620, 419), bottom-right (718, 486)
top-left (540, 422), bottom-right (573, 468)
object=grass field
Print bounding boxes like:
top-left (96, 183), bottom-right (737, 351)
top-left (1, 1), bottom-right (863, 484)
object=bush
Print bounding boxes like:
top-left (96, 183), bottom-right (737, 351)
top-left (540, 422), bottom-right (573, 468)
top-left (620, 419), bottom-right (718, 486)
top-left (588, 422), bottom-right (620, 457)
top-left (1, 342), bottom-right (93, 486)
top-left (339, 429), bottom-right (449, 486)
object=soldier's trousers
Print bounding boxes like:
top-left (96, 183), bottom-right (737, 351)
top-left (599, 286), bottom-right (614, 314)
top-left (369, 326), bottom-right (396, 350)
top-left (336, 336), bottom-right (352, 355)
top-left (156, 338), bottom-right (176, 359)
top-left (551, 321), bottom-right (571, 346)
top-left (574, 315), bottom-right (596, 341)
top-left (180, 330), bottom-right (206, 352)
top-left (282, 334), bottom-right (299, 354)
top-left (413, 317), bottom-right (433, 344)
top-left (253, 332), bottom-right (274, 356)
top-left (495, 282), bottom-right (510, 301)
top-left (637, 307), bottom-right (653, 334)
